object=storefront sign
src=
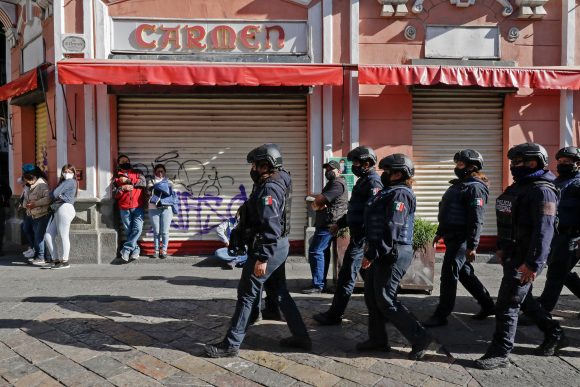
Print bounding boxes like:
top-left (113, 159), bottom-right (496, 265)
top-left (62, 34), bottom-right (86, 53)
top-left (111, 18), bottom-right (308, 55)
top-left (425, 26), bottom-right (500, 59)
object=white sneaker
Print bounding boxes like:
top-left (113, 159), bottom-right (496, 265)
top-left (30, 258), bottom-right (47, 266)
top-left (23, 248), bottom-right (35, 258)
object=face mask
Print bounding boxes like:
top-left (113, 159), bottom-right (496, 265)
top-left (380, 171), bottom-right (391, 187)
top-left (325, 170), bottom-right (336, 181)
top-left (154, 176), bottom-right (163, 183)
top-left (351, 165), bottom-right (365, 177)
top-left (119, 163), bottom-right (131, 170)
top-left (510, 166), bottom-right (536, 181)
top-left (250, 169), bottom-right (261, 183)
top-left (557, 163), bottom-right (578, 177)
top-left (454, 167), bottom-right (470, 180)
top-left (63, 172), bottom-right (74, 180)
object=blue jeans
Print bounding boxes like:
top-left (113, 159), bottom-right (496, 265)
top-left (307, 227), bottom-right (334, 289)
top-left (214, 247), bottom-right (248, 266)
top-left (120, 208), bottom-right (144, 256)
top-left (224, 238), bottom-right (309, 348)
top-left (149, 206), bottom-right (173, 252)
top-left (364, 245), bottom-right (428, 346)
top-left (32, 214), bottom-right (51, 259)
top-left (435, 234), bottom-right (493, 318)
top-left (21, 214), bottom-right (34, 246)
top-left (327, 229), bottom-right (365, 318)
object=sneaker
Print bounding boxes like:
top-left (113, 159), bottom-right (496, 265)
top-left (52, 262), bottom-right (71, 270)
top-left (423, 315), bottom-right (448, 328)
top-left (152, 251), bottom-right (159, 259)
top-left (301, 287), bottom-right (323, 295)
top-left (472, 305), bottom-right (495, 320)
top-left (356, 339), bottom-right (391, 352)
top-left (313, 312), bottom-right (342, 326)
top-left (130, 252), bottom-right (140, 260)
top-left (23, 248), bottom-right (35, 258)
top-left (279, 336), bottom-right (312, 351)
top-left (474, 354), bottom-right (510, 370)
top-left (534, 333), bottom-right (569, 356)
top-left (204, 342), bottom-right (239, 358)
top-left (30, 258), bottom-right (47, 266)
top-left (41, 261), bottom-right (60, 269)
top-left (408, 335), bottom-right (432, 361)
top-left (159, 251), bottom-right (167, 259)
top-left (120, 250), bottom-right (130, 262)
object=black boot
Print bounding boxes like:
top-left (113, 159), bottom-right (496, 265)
top-left (534, 332), bottom-right (569, 356)
top-left (280, 336), bottom-right (312, 351)
top-left (355, 339), bottom-right (390, 352)
top-left (472, 304), bottom-right (495, 320)
top-left (423, 314), bottom-right (448, 328)
top-left (408, 335), bottom-right (432, 360)
top-left (313, 311), bottom-right (342, 326)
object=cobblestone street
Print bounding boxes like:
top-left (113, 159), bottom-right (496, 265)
top-left (0, 256), bottom-right (578, 386)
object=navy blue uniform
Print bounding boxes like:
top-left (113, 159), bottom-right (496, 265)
top-left (538, 172), bottom-right (580, 311)
top-left (223, 170), bottom-right (309, 348)
top-left (433, 177), bottom-right (494, 318)
top-left (363, 183), bottom-right (429, 347)
top-left (325, 170), bottom-right (383, 319)
top-left (488, 170), bottom-right (563, 357)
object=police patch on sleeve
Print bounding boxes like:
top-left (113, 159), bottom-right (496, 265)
top-left (262, 196), bottom-right (273, 206)
top-left (542, 202), bottom-right (556, 216)
top-left (393, 201), bottom-right (405, 212)
top-left (472, 198), bottom-right (484, 207)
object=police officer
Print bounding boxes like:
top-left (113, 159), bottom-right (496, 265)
top-left (537, 146), bottom-right (580, 311)
top-left (424, 149), bottom-right (495, 327)
top-left (475, 143), bottom-right (568, 370)
top-left (359, 154), bottom-right (432, 360)
top-left (205, 144), bottom-right (310, 358)
top-left (313, 146), bottom-right (383, 325)
top-left (303, 160), bottom-right (349, 294)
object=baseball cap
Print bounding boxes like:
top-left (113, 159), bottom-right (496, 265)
top-left (22, 163), bottom-right (36, 173)
top-left (323, 160), bottom-right (341, 170)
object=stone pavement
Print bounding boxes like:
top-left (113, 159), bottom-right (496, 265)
top-left (0, 254), bottom-right (578, 387)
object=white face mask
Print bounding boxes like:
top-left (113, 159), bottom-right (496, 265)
top-left (63, 172), bottom-right (74, 180)
top-left (154, 176), bottom-right (163, 183)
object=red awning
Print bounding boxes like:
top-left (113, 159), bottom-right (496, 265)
top-left (0, 68), bottom-right (38, 101)
top-left (359, 65), bottom-right (580, 90)
top-left (57, 59), bottom-right (344, 86)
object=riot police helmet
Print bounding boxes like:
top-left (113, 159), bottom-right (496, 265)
top-left (507, 143), bottom-right (549, 169)
top-left (246, 143), bottom-right (283, 168)
top-left (555, 146), bottom-right (580, 161)
top-left (347, 146), bottom-right (377, 166)
top-left (378, 153), bottom-right (415, 178)
top-left (454, 149), bottom-right (484, 171)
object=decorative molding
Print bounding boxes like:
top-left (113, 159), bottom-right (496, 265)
top-left (34, 0), bottom-right (53, 19)
top-left (377, 0), bottom-right (409, 17)
top-left (507, 26), bottom-right (519, 42)
top-left (496, 0), bottom-right (514, 16)
top-left (282, 0), bottom-right (314, 7)
top-left (404, 25), bottom-right (417, 40)
top-left (412, 0), bottom-right (424, 13)
top-left (515, 0), bottom-right (549, 19)
top-left (449, 0), bottom-right (475, 7)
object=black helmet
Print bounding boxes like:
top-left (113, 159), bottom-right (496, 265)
top-left (347, 146), bottom-right (377, 166)
top-left (246, 144), bottom-right (283, 168)
top-left (556, 146), bottom-right (580, 161)
top-left (454, 149), bottom-right (484, 171)
top-left (378, 153), bottom-right (415, 178)
top-left (507, 143), bottom-right (549, 168)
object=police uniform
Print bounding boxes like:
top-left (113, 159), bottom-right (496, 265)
top-left (362, 182), bottom-right (430, 358)
top-left (322, 170), bottom-right (383, 320)
top-left (538, 171), bottom-right (580, 311)
top-left (210, 168), bottom-right (310, 354)
top-left (486, 170), bottom-right (563, 358)
top-left (430, 177), bottom-right (494, 321)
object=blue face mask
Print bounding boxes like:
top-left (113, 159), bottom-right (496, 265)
top-left (510, 166), bottom-right (536, 181)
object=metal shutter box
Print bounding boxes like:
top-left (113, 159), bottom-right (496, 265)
top-left (412, 89), bottom-right (504, 236)
top-left (117, 95), bottom-right (308, 243)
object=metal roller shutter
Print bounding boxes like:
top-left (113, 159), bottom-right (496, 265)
top-left (117, 95), bottom-right (308, 243)
top-left (35, 103), bottom-right (48, 172)
top-left (412, 89), bottom-right (504, 235)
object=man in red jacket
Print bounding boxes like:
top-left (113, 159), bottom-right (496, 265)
top-left (113, 155), bottom-right (146, 262)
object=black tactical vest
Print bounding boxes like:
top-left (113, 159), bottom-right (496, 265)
top-left (496, 180), bottom-right (557, 243)
top-left (316, 177), bottom-right (348, 227)
top-left (264, 170), bottom-right (292, 237)
top-left (364, 185), bottom-right (415, 246)
top-left (347, 172), bottom-right (381, 228)
top-left (438, 180), bottom-right (486, 227)
top-left (555, 175), bottom-right (580, 229)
